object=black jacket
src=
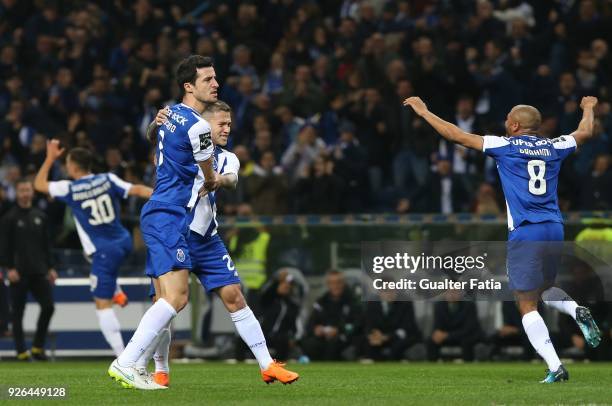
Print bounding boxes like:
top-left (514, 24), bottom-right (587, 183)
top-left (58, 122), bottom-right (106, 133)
top-left (0, 205), bottom-right (53, 275)
top-left (307, 289), bottom-right (361, 341)
top-left (364, 301), bottom-right (422, 343)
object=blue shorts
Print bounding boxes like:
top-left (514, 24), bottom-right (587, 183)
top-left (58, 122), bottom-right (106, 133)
top-left (90, 235), bottom-right (132, 299)
top-left (507, 221), bottom-right (564, 292)
top-left (141, 200), bottom-right (192, 278)
top-left (188, 232), bottom-right (241, 292)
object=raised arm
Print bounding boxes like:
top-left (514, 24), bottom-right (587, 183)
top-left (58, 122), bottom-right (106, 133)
top-left (403, 97), bottom-right (484, 151)
top-left (34, 140), bottom-right (65, 194)
top-left (570, 96), bottom-right (598, 146)
top-left (128, 184), bottom-right (153, 199)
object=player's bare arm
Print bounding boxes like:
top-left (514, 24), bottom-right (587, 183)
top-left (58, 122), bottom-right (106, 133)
top-left (199, 158), bottom-right (220, 192)
top-left (128, 184), bottom-right (154, 199)
top-left (146, 106), bottom-right (171, 144)
top-left (34, 139), bottom-right (66, 195)
top-left (570, 96), bottom-right (598, 146)
top-left (403, 96), bottom-right (484, 151)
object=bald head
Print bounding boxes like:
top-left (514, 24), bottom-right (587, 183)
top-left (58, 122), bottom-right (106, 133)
top-left (505, 105), bottom-right (542, 136)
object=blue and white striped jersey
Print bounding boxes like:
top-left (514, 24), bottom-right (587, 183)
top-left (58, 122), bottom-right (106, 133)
top-left (482, 134), bottom-right (577, 230)
top-left (189, 146), bottom-right (240, 239)
top-left (151, 103), bottom-right (214, 209)
top-left (49, 173), bottom-right (132, 255)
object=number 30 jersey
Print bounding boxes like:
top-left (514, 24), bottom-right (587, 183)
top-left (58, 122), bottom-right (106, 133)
top-left (49, 173), bottom-right (132, 255)
top-left (482, 134), bottom-right (577, 231)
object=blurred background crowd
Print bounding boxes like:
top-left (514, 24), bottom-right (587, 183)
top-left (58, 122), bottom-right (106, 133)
top-left (1, 0), bottom-right (612, 223)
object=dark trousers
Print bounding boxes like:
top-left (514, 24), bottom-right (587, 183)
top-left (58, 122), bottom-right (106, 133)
top-left (10, 274), bottom-right (55, 354)
top-left (301, 336), bottom-right (348, 361)
top-left (0, 276), bottom-right (9, 334)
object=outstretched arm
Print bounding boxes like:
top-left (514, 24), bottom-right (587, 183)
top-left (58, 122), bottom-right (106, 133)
top-left (34, 140), bottom-right (65, 194)
top-left (403, 97), bottom-right (484, 151)
top-left (570, 96), bottom-right (598, 146)
top-left (128, 184), bottom-right (153, 199)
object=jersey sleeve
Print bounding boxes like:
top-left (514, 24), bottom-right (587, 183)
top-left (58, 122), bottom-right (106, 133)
top-left (482, 135), bottom-right (511, 158)
top-left (221, 152), bottom-right (240, 178)
top-left (551, 135), bottom-right (577, 160)
top-left (107, 173), bottom-right (133, 199)
top-left (187, 119), bottom-right (214, 162)
top-left (48, 180), bottom-right (71, 202)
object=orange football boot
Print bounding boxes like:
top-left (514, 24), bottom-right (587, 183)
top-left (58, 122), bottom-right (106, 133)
top-left (261, 361), bottom-right (299, 385)
top-left (153, 371), bottom-right (169, 387)
top-left (112, 290), bottom-right (129, 307)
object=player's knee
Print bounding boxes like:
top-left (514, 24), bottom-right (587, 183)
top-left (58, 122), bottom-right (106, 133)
top-left (164, 292), bottom-right (189, 312)
top-left (220, 285), bottom-right (246, 312)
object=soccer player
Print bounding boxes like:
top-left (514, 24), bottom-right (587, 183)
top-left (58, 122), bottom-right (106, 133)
top-left (108, 55), bottom-right (219, 390)
top-left (34, 141), bottom-right (153, 357)
top-left (138, 101), bottom-right (299, 386)
top-left (403, 96), bottom-right (602, 383)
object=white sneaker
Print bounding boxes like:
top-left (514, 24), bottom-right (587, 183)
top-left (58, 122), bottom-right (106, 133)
top-left (108, 359), bottom-right (167, 390)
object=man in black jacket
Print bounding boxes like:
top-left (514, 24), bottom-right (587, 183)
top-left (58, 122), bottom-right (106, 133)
top-left (362, 289), bottom-right (422, 360)
top-left (302, 270), bottom-right (362, 360)
top-left (259, 270), bottom-right (300, 360)
top-left (427, 295), bottom-right (484, 361)
top-left (0, 179), bottom-right (56, 360)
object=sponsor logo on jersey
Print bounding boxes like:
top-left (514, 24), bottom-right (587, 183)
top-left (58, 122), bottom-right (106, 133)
top-left (199, 132), bottom-right (212, 150)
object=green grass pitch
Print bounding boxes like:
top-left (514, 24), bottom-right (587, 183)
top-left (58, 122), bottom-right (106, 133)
top-left (1, 361), bottom-right (611, 405)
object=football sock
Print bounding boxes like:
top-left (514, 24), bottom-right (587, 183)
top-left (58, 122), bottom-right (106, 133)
top-left (522, 310), bottom-right (562, 372)
top-left (154, 326), bottom-right (171, 373)
top-left (96, 309), bottom-right (124, 357)
top-left (117, 298), bottom-right (176, 368)
top-left (541, 287), bottom-right (578, 320)
top-left (230, 306), bottom-right (273, 370)
top-left (134, 326), bottom-right (163, 370)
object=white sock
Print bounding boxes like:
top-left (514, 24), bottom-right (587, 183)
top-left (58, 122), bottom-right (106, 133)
top-left (154, 326), bottom-right (171, 373)
top-left (135, 327), bottom-right (164, 370)
top-left (117, 298), bottom-right (176, 367)
top-left (230, 306), bottom-right (273, 370)
top-left (115, 284), bottom-right (123, 295)
top-left (541, 287), bottom-right (579, 320)
top-left (96, 309), bottom-right (124, 356)
top-left (522, 310), bottom-right (562, 372)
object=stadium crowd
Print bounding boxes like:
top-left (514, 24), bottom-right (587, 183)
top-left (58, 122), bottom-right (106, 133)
top-left (1, 0), bottom-right (612, 361)
top-left (1, 0), bottom-right (612, 221)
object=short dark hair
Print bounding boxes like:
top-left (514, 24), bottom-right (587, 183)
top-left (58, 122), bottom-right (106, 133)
top-left (67, 147), bottom-right (93, 172)
top-left (176, 55), bottom-right (214, 90)
top-left (16, 178), bottom-right (32, 187)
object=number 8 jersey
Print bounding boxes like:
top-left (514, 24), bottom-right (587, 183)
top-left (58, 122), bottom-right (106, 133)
top-left (482, 134), bottom-right (577, 231)
top-left (48, 173), bottom-right (133, 255)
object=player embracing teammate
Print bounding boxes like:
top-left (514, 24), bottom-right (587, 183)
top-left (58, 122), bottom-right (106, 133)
top-left (108, 55), bottom-right (298, 390)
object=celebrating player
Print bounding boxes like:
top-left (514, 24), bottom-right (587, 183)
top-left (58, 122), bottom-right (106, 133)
top-left (403, 96), bottom-right (602, 383)
top-left (107, 55), bottom-right (219, 390)
top-left (34, 141), bottom-right (153, 357)
top-left (136, 101), bottom-right (299, 386)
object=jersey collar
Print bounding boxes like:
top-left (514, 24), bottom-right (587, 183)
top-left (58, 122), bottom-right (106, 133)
top-left (180, 103), bottom-right (202, 117)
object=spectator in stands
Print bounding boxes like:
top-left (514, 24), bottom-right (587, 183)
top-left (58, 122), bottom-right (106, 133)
top-left (302, 270), bottom-right (361, 361)
top-left (281, 124), bottom-right (326, 184)
top-left (579, 154), bottom-right (612, 210)
top-left (246, 151), bottom-right (289, 215)
top-left (259, 270), bottom-right (300, 360)
top-left (409, 156), bottom-right (471, 214)
top-left (331, 121), bottom-right (368, 212)
top-left (361, 289), bottom-right (422, 361)
top-left (294, 156), bottom-right (345, 214)
top-left (427, 293), bottom-right (484, 362)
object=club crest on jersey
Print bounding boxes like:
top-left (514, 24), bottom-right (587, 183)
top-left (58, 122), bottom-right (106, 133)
top-left (176, 249), bottom-right (185, 262)
top-left (199, 131), bottom-right (212, 150)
